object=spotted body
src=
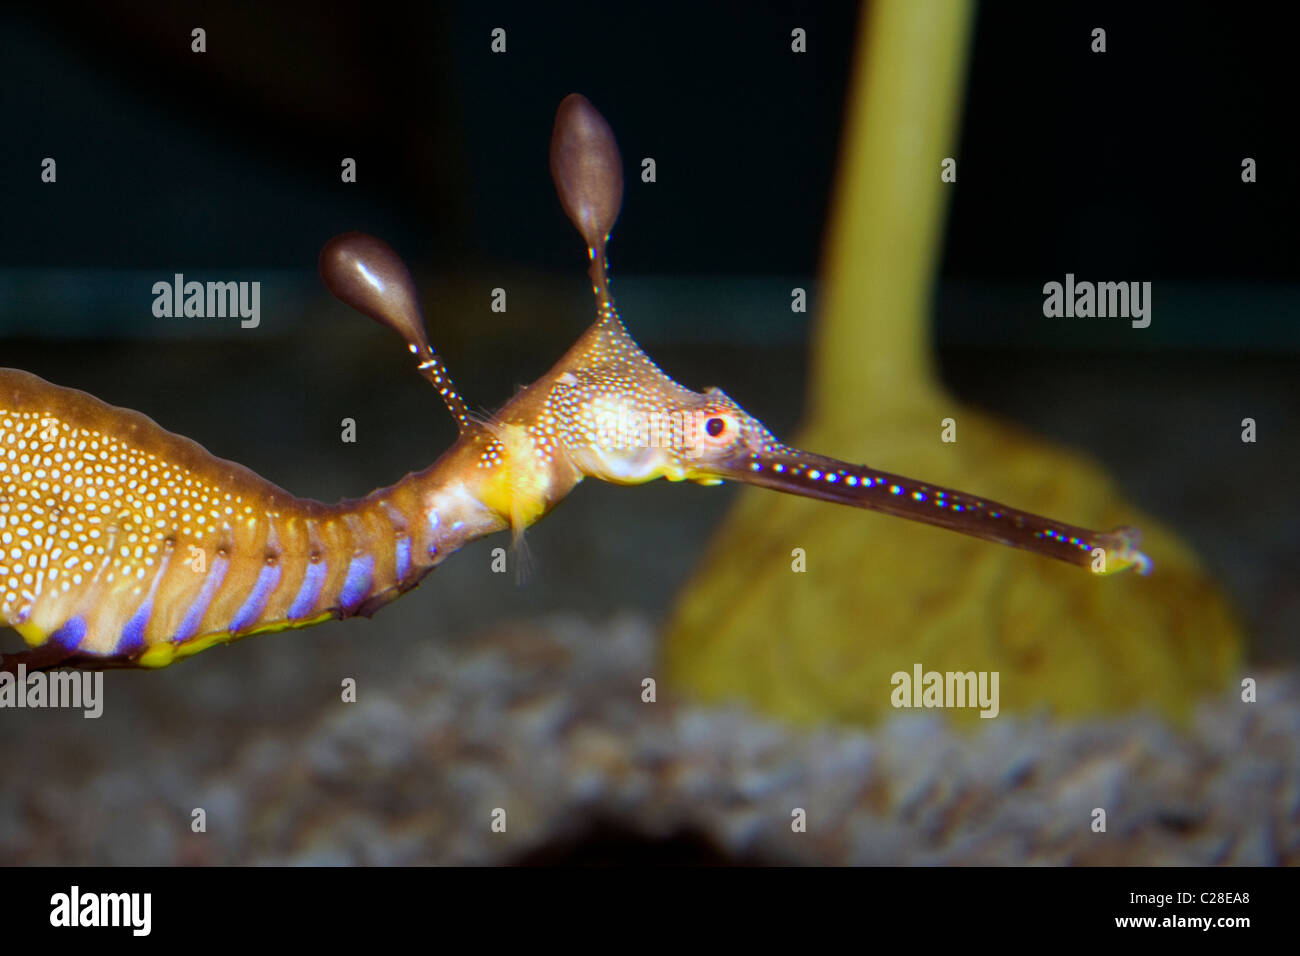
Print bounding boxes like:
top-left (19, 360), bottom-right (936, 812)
top-left (0, 368), bottom-right (511, 668)
top-left (1, 94), bottom-right (1147, 673)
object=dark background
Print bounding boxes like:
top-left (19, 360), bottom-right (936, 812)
top-left (2, 2), bottom-right (1294, 316)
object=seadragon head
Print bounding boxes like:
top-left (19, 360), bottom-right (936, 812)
top-left (525, 95), bottom-right (795, 494)
top-left (540, 323), bottom-right (780, 488)
top-left (319, 94), bottom-right (1150, 576)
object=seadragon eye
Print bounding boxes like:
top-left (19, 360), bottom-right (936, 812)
top-left (695, 411), bottom-right (739, 450)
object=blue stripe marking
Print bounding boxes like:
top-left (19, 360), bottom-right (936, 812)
top-left (339, 554), bottom-right (374, 611)
top-left (117, 597), bottom-right (153, 654)
top-left (395, 536), bottom-right (411, 581)
top-left (230, 562), bottom-right (283, 633)
top-left (50, 617), bottom-right (87, 652)
top-left (426, 510), bottom-right (441, 558)
top-left (288, 560), bottom-right (327, 620)
top-left (173, 554), bottom-right (229, 643)
top-left (116, 554), bottom-right (172, 655)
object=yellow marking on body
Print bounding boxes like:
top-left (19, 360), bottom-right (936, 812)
top-left (173, 631), bottom-right (231, 661)
top-left (138, 642), bottom-right (176, 668)
top-left (241, 611), bottom-right (334, 638)
top-left (137, 611), bottom-right (337, 668)
top-left (477, 423), bottom-right (551, 533)
top-left (16, 621), bottom-right (47, 648)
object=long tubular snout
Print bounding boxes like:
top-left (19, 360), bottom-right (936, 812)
top-left (703, 447), bottom-right (1150, 575)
